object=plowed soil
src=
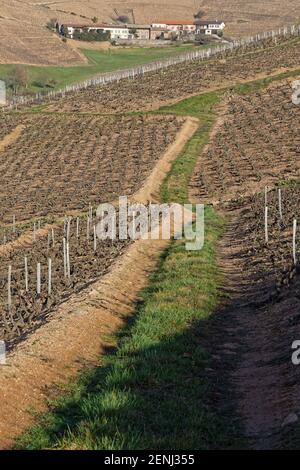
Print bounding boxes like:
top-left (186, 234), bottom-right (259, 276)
top-left (0, 114), bottom-right (183, 224)
top-left (46, 37), bottom-right (300, 114)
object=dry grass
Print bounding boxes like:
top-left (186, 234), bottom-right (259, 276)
top-left (1, 1), bottom-right (300, 65)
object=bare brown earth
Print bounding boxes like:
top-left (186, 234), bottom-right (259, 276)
top-left (0, 116), bottom-right (198, 449)
top-left (211, 195), bottom-right (300, 449)
top-left (189, 79), bottom-right (300, 448)
top-left (47, 37), bottom-right (300, 115)
top-left (0, 114), bottom-right (183, 223)
top-left (190, 78), bottom-right (300, 205)
top-left (0, 125), bottom-right (24, 153)
top-left (1, 1), bottom-right (300, 64)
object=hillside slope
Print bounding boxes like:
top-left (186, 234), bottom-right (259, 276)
top-left (0, 0), bottom-right (300, 65)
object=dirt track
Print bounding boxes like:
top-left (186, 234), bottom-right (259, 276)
top-left (212, 201), bottom-right (300, 449)
top-left (0, 116), bottom-right (198, 449)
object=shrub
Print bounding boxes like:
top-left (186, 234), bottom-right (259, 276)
top-left (73, 29), bottom-right (111, 41)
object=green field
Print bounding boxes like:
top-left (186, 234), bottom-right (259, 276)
top-left (0, 45), bottom-right (202, 95)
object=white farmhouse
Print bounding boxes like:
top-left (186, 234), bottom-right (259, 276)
top-left (63, 24), bottom-right (130, 40)
top-left (152, 20), bottom-right (196, 37)
top-left (195, 20), bottom-right (226, 35)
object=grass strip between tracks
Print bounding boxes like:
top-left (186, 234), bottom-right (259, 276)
top-left (16, 92), bottom-right (249, 450)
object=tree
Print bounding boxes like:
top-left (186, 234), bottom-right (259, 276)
top-left (129, 28), bottom-right (138, 38)
top-left (46, 18), bottom-right (58, 30)
top-left (117, 15), bottom-right (129, 24)
top-left (8, 66), bottom-right (29, 93)
top-left (91, 16), bottom-right (98, 24)
top-left (194, 10), bottom-right (205, 19)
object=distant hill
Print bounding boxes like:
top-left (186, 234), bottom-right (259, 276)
top-left (0, 0), bottom-right (300, 65)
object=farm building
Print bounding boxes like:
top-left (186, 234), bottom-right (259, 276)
top-left (63, 24), bottom-right (130, 40)
top-left (150, 26), bottom-right (169, 40)
top-left (127, 24), bottom-right (151, 40)
top-left (195, 20), bottom-right (226, 35)
top-left (152, 20), bottom-right (196, 37)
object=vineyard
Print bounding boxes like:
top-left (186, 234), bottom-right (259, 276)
top-left (0, 114), bottom-right (182, 223)
top-left (210, 186), bottom-right (300, 448)
top-left (42, 34), bottom-right (300, 114)
top-left (0, 112), bottom-right (183, 346)
top-left (190, 79), bottom-right (300, 203)
top-left (2, 16), bottom-right (300, 450)
top-left (0, 214), bottom-right (131, 345)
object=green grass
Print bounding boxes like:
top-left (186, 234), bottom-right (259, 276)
top-left (15, 90), bottom-right (244, 450)
top-left (82, 45), bottom-right (202, 67)
top-left (0, 44), bottom-right (201, 95)
top-left (16, 207), bottom-right (233, 450)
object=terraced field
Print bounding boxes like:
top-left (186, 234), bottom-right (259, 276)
top-left (46, 36), bottom-right (300, 114)
top-left (0, 114), bottom-right (182, 223)
top-left (190, 80), bottom-right (300, 204)
top-left (0, 214), bottom-right (131, 345)
top-left (2, 22), bottom-right (300, 451)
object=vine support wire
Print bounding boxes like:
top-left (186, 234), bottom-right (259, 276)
top-left (24, 256), bottom-right (28, 292)
top-left (293, 219), bottom-right (297, 266)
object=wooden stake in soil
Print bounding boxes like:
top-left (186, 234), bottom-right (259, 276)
top-left (87, 216), bottom-right (90, 242)
top-left (33, 223), bottom-right (36, 242)
top-left (67, 217), bottom-right (71, 242)
top-left (52, 228), bottom-right (55, 247)
top-left (293, 219), bottom-right (297, 266)
top-left (47, 232), bottom-right (50, 251)
top-left (76, 217), bottom-right (80, 239)
top-left (278, 188), bottom-right (283, 220)
top-left (66, 242), bottom-right (71, 279)
top-left (7, 265), bottom-right (12, 310)
top-left (48, 258), bottom-right (52, 296)
top-left (265, 206), bottom-right (269, 244)
top-left (37, 263), bottom-right (41, 296)
top-left (93, 225), bottom-right (97, 252)
top-left (24, 257), bottom-right (28, 293)
top-left (63, 238), bottom-right (67, 278)
top-left (265, 186), bottom-right (268, 207)
top-left (64, 217), bottom-right (67, 235)
top-left (12, 215), bottom-right (16, 234)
